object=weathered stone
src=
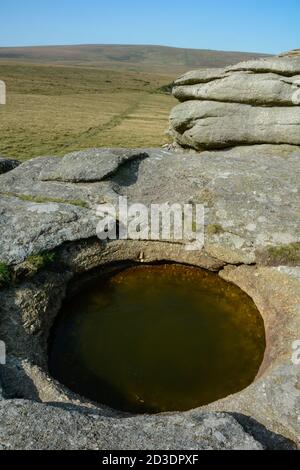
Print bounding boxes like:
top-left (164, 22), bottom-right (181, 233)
top-left (0, 146), bottom-right (299, 450)
top-left (0, 147), bottom-right (299, 266)
top-left (0, 248), bottom-right (298, 449)
top-left (0, 156), bottom-right (119, 209)
top-left (226, 55), bottom-right (300, 76)
top-left (170, 100), bottom-right (300, 149)
top-left (0, 157), bottom-right (20, 175)
top-left (39, 148), bottom-right (148, 182)
top-left (207, 265), bottom-right (300, 447)
top-left (0, 401), bottom-right (270, 450)
top-left (173, 72), bottom-right (300, 106)
top-left (170, 51), bottom-right (300, 150)
top-left (279, 49), bottom-right (300, 58)
top-left (2, 50), bottom-right (300, 451)
top-left (174, 68), bottom-right (227, 86)
top-left (0, 195), bottom-right (98, 265)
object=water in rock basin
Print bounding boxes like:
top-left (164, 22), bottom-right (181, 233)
top-left (48, 264), bottom-right (266, 414)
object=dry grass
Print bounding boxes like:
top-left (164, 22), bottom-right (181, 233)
top-left (0, 63), bottom-right (176, 160)
top-left (0, 45), bottom-right (270, 161)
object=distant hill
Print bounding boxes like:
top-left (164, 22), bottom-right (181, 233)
top-left (0, 44), bottom-right (271, 75)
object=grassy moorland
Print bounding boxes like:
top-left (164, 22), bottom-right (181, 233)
top-left (0, 63), bottom-right (176, 160)
top-left (0, 45), bottom-right (269, 161)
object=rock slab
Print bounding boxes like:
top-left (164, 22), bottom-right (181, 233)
top-left (170, 51), bottom-right (300, 150)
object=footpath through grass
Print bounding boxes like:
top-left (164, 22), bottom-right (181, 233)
top-left (0, 63), bottom-right (176, 160)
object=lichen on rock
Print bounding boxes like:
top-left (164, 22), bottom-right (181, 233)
top-left (0, 51), bottom-right (300, 450)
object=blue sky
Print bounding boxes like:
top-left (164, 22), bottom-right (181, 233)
top-left (0, 0), bottom-right (299, 54)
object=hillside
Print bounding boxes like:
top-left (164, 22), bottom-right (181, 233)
top-left (0, 44), bottom-right (271, 75)
top-left (0, 44), bottom-right (271, 160)
top-left (0, 62), bottom-right (176, 159)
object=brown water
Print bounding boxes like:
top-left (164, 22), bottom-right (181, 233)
top-left (48, 264), bottom-right (266, 414)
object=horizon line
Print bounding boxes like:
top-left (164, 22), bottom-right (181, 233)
top-left (0, 42), bottom-right (274, 56)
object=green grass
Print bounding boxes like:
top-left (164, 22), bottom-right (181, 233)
top-left (0, 252), bottom-right (57, 285)
top-left (24, 251), bottom-right (56, 274)
top-left (0, 262), bottom-right (11, 286)
top-left (266, 243), bottom-right (300, 265)
top-left (2, 192), bottom-right (89, 208)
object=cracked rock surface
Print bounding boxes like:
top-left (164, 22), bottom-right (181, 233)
top-left (1, 50), bottom-right (300, 450)
top-left (0, 146), bottom-right (299, 266)
top-left (0, 144), bottom-right (299, 449)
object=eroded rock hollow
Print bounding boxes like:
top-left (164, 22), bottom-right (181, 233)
top-left (0, 51), bottom-right (300, 450)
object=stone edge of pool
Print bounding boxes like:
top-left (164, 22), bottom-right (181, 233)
top-left (0, 238), bottom-right (299, 448)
